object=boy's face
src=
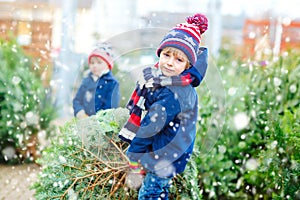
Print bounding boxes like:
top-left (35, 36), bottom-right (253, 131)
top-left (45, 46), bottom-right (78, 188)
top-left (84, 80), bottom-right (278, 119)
top-left (89, 56), bottom-right (109, 77)
top-left (158, 47), bottom-right (189, 77)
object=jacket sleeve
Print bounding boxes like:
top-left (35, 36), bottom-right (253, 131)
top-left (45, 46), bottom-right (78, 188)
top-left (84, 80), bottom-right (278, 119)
top-left (126, 88), bottom-right (181, 159)
top-left (72, 82), bottom-right (86, 116)
top-left (110, 81), bottom-right (120, 108)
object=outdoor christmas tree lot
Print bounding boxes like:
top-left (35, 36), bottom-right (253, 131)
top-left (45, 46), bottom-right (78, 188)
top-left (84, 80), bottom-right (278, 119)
top-left (32, 48), bottom-right (299, 199)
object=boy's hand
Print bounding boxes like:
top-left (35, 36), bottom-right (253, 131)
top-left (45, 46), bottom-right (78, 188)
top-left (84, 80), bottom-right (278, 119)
top-left (76, 110), bottom-right (89, 119)
top-left (126, 160), bottom-right (145, 189)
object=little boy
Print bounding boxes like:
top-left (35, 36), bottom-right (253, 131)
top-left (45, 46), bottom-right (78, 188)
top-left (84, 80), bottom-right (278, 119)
top-left (73, 42), bottom-right (120, 118)
top-left (119, 13), bottom-right (208, 199)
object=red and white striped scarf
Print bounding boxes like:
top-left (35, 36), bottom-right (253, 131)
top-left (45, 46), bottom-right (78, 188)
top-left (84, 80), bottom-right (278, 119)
top-left (118, 64), bottom-right (194, 143)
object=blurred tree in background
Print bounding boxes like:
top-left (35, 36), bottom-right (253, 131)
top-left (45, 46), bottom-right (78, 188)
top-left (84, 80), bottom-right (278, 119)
top-left (0, 38), bottom-right (57, 164)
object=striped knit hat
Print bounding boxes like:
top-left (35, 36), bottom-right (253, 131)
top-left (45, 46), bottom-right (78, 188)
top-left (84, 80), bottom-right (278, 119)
top-left (156, 13), bottom-right (208, 66)
top-left (88, 42), bottom-right (114, 70)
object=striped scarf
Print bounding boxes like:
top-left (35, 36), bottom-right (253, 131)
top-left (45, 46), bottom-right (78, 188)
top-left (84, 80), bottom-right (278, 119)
top-left (118, 65), bottom-right (194, 143)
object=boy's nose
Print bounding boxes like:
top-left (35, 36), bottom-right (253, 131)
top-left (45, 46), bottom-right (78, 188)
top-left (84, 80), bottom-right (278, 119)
top-left (167, 57), bottom-right (174, 66)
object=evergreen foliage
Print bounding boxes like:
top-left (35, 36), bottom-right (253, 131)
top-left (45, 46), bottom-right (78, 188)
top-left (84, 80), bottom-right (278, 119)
top-left (0, 38), bottom-right (56, 163)
top-left (196, 49), bottom-right (300, 199)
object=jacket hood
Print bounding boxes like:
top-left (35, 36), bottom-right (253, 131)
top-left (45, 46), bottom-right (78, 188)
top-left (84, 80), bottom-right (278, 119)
top-left (185, 47), bottom-right (208, 87)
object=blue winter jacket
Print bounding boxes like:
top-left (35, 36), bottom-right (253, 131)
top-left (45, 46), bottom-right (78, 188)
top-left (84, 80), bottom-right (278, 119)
top-left (126, 47), bottom-right (208, 177)
top-left (73, 71), bottom-right (120, 116)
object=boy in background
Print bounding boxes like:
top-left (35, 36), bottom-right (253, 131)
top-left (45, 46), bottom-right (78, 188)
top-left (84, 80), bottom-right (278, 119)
top-left (119, 13), bottom-right (208, 199)
top-left (73, 42), bottom-right (120, 118)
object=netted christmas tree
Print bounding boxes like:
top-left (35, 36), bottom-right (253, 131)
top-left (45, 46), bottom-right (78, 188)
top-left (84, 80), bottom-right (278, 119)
top-left (32, 107), bottom-right (201, 199)
top-left (32, 108), bottom-right (131, 199)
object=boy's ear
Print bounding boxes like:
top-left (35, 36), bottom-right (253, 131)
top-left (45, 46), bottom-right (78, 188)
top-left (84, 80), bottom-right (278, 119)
top-left (186, 62), bottom-right (192, 69)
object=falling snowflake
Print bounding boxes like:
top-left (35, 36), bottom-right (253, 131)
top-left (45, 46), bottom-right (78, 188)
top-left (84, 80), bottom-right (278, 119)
top-left (228, 87), bottom-right (237, 96)
top-left (218, 145), bottom-right (227, 154)
top-left (25, 111), bottom-right (39, 125)
top-left (245, 158), bottom-right (259, 171)
top-left (289, 84), bottom-right (297, 93)
top-left (233, 112), bottom-right (249, 130)
top-left (12, 76), bottom-right (21, 85)
top-left (268, 140), bottom-right (278, 149)
top-left (59, 155), bottom-right (67, 163)
top-left (273, 77), bottom-right (282, 87)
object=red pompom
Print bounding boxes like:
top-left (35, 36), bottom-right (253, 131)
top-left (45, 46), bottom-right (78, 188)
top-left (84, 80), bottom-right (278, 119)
top-left (186, 13), bottom-right (208, 34)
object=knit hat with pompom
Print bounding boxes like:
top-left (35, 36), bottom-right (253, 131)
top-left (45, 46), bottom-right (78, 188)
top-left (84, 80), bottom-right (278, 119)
top-left (156, 13), bottom-right (208, 66)
top-left (88, 42), bottom-right (114, 70)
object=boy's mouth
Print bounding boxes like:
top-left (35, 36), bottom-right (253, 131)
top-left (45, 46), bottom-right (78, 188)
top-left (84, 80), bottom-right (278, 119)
top-left (162, 66), bottom-right (174, 73)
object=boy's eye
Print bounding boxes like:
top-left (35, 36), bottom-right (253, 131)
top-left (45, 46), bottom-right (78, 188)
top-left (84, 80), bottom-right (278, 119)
top-left (92, 60), bottom-right (102, 64)
top-left (163, 52), bottom-right (170, 57)
top-left (177, 56), bottom-right (186, 62)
